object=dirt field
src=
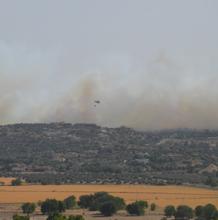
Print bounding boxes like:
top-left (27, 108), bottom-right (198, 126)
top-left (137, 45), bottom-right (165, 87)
top-left (0, 184), bottom-right (217, 208)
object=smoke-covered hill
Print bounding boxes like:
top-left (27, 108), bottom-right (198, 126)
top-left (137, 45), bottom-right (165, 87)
top-left (0, 123), bottom-right (217, 185)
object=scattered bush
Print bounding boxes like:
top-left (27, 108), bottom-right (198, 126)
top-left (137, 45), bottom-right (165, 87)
top-left (47, 213), bottom-right (67, 220)
top-left (47, 214), bottom-right (84, 220)
top-left (21, 203), bottom-right (36, 215)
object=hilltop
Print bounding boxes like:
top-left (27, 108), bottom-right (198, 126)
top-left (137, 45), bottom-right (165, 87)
top-left (0, 123), bottom-right (217, 185)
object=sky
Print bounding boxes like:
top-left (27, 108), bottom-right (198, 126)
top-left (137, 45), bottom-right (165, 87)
top-left (0, 0), bottom-right (218, 130)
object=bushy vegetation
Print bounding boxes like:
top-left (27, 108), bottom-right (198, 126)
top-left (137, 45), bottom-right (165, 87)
top-left (99, 202), bottom-right (117, 216)
top-left (164, 203), bottom-right (218, 220)
top-left (196, 204), bottom-right (218, 220)
top-left (78, 195), bottom-right (93, 209)
top-left (16, 190), bottom-right (218, 220)
top-left (205, 176), bottom-right (218, 187)
top-left (175, 205), bottom-right (193, 220)
top-left (78, 191), bottom-right (125, 214)
top-left (47, 214), bottom-right (85, 220)
top-left (21, 203), bottom-right (36, 215)
top-left (164, 205), bottom-right (176, 217)
top-left (126, 200), bottom-right (148, 216)
top-left (41, 199), bottom-right (66, 215)
top-left (63, 196), bottom-right (77, 209)
top-left (12, 178), bottom-right (22, 186)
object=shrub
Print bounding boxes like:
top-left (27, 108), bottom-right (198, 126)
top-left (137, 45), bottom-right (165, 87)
top-left (126, 202), bottom-right (145, 216)
top-left (99, 202), bottom-right (117, 216)
top-left (164, 205), bottom-right (176, 217)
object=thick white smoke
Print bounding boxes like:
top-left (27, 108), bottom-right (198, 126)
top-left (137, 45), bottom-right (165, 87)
top-left (0, 41), bottom-right (218, 130)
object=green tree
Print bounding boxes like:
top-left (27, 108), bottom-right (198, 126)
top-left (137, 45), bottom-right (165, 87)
top-left (21, 203), bottom-right (36, 216)
top-left (89, 192), bottom-right (112, 211)
top-left (195, 205), bottom-right (204, 218)
top-left (78, 192), bottom-right (125, 211)
top-left (111, 197), bottom-right (126, 210)
top-left (213, 210), bottom-right (218, 220)
top-left (63, 195), bottom-right (76, 209)
top-left (41, 199), bottom-right (66, 215)
top-left (78, 195), bottom-right (94, 209)
top-left (164, 205), bottom-right (176, 217)
top-left (126, 202), bottom-right (145, 216)
top-left (99, 202), bottom-right (117, 216)
top-left (203, 204), bottom-right (217, 220)
top-left (175, 205), bottom-right (193, 220)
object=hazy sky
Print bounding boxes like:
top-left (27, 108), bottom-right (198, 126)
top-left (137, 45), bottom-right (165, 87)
top-left (0, 0), bottom-right (218, 129)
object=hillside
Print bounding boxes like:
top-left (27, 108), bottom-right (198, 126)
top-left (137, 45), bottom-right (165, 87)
top-left (0, 123), bottom-right (217, 185)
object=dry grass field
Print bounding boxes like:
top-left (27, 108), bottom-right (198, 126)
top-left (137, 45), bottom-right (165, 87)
top-left (0, 183), bottom-right (217, 208)
top-left (0, 177), bottom-right (15, 186)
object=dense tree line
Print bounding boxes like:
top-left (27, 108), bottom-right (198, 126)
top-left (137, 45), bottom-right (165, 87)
top-left (164, 203), bottom-right (218, 220)
top-left (13, 191), bottom-right (218, 220)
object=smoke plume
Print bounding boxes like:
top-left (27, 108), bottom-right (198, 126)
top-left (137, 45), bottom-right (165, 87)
top-left (1, 41), bottom-right (218, 130)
